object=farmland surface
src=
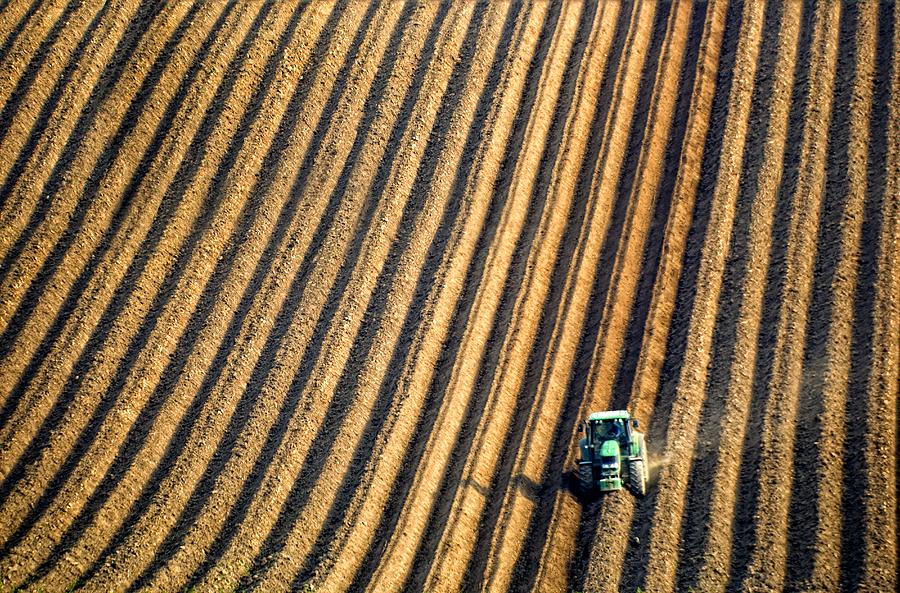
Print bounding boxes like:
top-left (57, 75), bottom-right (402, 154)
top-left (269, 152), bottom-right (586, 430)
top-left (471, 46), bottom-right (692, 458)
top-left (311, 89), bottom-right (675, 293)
top-left (0, 1), bottom-right (896, 592)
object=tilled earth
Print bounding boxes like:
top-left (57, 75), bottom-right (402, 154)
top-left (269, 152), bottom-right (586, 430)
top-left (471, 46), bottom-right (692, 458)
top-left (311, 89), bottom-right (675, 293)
top-left (0, 1), bottom-right (896, 592)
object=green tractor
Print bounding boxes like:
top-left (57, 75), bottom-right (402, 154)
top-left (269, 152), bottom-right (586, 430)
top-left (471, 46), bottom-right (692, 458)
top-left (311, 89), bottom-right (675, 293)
top-left (577, 410), bottom-right (648, 496)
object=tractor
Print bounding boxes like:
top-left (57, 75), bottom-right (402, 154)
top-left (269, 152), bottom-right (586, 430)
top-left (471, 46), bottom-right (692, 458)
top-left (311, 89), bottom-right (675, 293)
top-left (576, 410), bottom-right (648, 496)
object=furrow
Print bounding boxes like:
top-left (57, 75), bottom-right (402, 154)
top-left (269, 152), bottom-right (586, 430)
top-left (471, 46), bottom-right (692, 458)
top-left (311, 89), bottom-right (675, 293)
top-left (632, 1), bottom-right (767, 591)
top-left (0, 0), bottom-right (262, 492)
top-left (602, 1), bottom-right (744, 589)
top-left (0, 0), bottom-right (144, 268)
top-left (0, 0), bottom-right (98, 178)
top-left (0, 0), bottom-right (192, 339)
top-left (577, 1), bottom-right (732, 590)
top-left (345, 3), bottom-right (555, 591)
top-left (785, 3), bottom-right (876, 591)
top-left (0, 0), bottom-right (295, 579)
top-left (0, 2), bottom-right (353, 590)
top-left (350, 2), bottom-right (570, 590)
top-left (419, 3), bottom-right (597, 590)
top-left (477, 1), bottom-right (683, 590)
top-left (0, 0), bottom-right (211, 430)
top-left (740, 3), bottom-right (842, 590)
top-left (231, 5), bottom-right (508, 591)
top-left (673, 2), bottom-right (803, 591)
top-left (305, 2), bottom-right (539, 590)
top-left (0, 0), bottom-right (70, 110)
top-left (115, 2), bottom-right (476, 591)
top-left (847, 2), bottom-right (898, 589)
top-left (73, 2), bottom-right (417, 591)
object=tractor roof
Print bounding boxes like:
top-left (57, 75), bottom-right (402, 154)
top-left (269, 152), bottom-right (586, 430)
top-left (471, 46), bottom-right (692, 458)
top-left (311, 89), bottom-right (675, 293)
top-left (587, 409), bottom-right (630, 421)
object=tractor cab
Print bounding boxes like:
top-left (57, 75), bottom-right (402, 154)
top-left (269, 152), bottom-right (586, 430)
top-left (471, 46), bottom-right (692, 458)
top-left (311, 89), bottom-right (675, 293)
top-left (577, 410), bottom-right (648, 496)
top-left (590, 417), bottom-right (630, 446)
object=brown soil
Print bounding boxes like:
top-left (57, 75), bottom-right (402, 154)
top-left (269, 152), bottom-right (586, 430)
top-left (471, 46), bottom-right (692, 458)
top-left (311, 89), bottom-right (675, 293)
top-left (0, 1), bottom-right (896, 592)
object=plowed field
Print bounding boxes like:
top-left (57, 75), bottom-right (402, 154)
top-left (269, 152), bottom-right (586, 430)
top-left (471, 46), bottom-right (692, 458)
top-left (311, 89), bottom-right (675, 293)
top-left (0, 1), bottom-right (896, 592)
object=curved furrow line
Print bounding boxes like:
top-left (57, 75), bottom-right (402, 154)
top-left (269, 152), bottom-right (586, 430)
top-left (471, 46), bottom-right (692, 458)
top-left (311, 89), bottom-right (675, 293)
top-left (844, 3), bottom-right (897, 589)
top-left (596, 0), bottom-right (739, 589)
top-left (261, 2), bottom-right (522, 590)
top-left (0, 0), bottom-right (69, 113)
top-left (0, 0), bottom-right (287, 578)
top-left (621, 1), bottom-right (767, 592)
top-left (416, 3), bottom-right (605, 590)
top-left (739, 3), bottom-right (842, 590)
top-left (0, 0), bottom-right (272, 501)
top-left (463, 0), bottom-right (634, 587)
top-left (303, 2), bottom-right (540, 590)
top-left (0, 0), bottom-right (98, 172)
top-left (0, 2), bottom-right (349, 590)
top-left (20, 1), bottom-right (375, 588)
top-left (477, 1), bottom-right (685, 590)
top-left (0, 1), bottom-right (193, 339)
top-left (0, 0), bottom-right (281, 558)
top-left (785, 4), bottom-right (876, 590)
top-left (233, 5), bottom-right (509, 591)
top-left (85, 2), bottom-right (457, 590)
top-left (520, 2), bottom-right (715, 591)
top-left (0, 0), bottom-right (256, 477)
top-left (0, 0), bottom-right (210, 425)
top-left (68, 2), bottom-right (416, 591)
top-left (345, 3), bottom-right (558, 591)
top-left (613, 0), bottom-right (731, 436)
top-left (349, 3), bottom-right (568, 590)
top-left (724, 4), bottom-right (819, 590)
top-left (0, 0), bottom-right (149, 268)
top-left (114, 3), bottom-right (476, 591)
top-left (0, 0), bottom-right (56, 71)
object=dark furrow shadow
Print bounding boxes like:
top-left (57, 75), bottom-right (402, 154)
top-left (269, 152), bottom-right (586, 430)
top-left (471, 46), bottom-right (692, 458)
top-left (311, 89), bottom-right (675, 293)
top-left (476, 1), bottom-right (674, 590)
top-left (0, 0), bottom-right (164, 258)
top-left (724, 3), bottom-right (819, 590)
top-left (343, 1), bottom-right (552, 589)
top-left (290, 1), bottom-right (532, 585)
top-left (395, 3), bottom-right (613, 591)
top-left (619, 1), bottom-right (747, 590)
top-left (0, 0), bottom-right (279, 546)
top-left (64, 0), bottom-right (379, 586)
top-left (460, 2), bottom-right (612, 591)
top-left (123, 1), bottom-right (446, 589)
top-left (0, 0), bottom-right (206, 367)
top-left (784, 4), bottom-right (858, 590)
top-left (611, 0), bottom-right (714, 409)
top-left (674, 1), bottom-right (786, 589)
top-left (465, 0), bottom-right (607, 575)
top-left (0, 0), bottom-right (44, 67)
top-left (0, 0), bottom-right (88, 154)
top-left (342, 2), bottom-right (564, 590)
top-left (840, 3), bottom-right (893, 590)
top-left (536, 3), bottom-right (707, 590)
top-left (572, 0), bottom-right (665, 417)
top-left (280, 4), bottom-right (501, 586)
top-left (214, 0), bottom-right (504, 588)
top-left (1, 0), bottom-right (340, 585)
top-left (0, 0), bottom-right (240, 453)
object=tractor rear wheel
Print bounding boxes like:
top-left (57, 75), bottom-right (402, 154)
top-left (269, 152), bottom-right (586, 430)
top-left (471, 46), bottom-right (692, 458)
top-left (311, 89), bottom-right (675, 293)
top-left (627, 434), bottom-right (648, 496)
top-left (627, 459), bottom-right (647, 496)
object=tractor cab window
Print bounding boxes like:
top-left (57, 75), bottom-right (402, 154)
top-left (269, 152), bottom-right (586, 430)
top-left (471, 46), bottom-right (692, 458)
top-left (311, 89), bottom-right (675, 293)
top-left (592, 419), bottom-right (625, 442)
